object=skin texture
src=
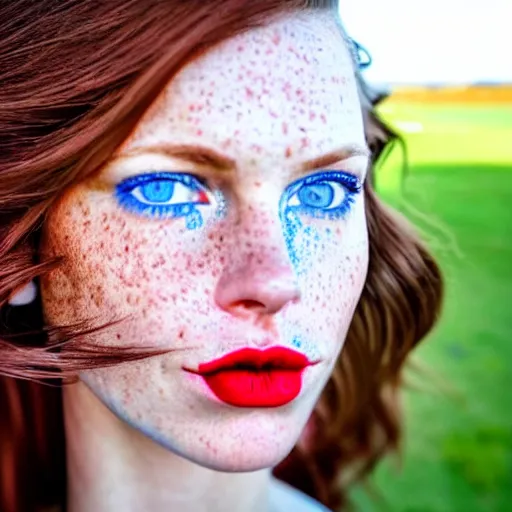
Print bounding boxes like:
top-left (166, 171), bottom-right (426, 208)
top-left (40, 12), bottom-right (369, 512)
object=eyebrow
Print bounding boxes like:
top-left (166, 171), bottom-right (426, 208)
top-left (299, 144), bottom-right (371, 172)
top-left (121, 144), bottom-right (235, 170)
top-left (121, 142), bottom-right (371, 173)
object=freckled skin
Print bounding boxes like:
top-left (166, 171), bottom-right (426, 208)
top-left (40, 13), bottom-right (369, 472)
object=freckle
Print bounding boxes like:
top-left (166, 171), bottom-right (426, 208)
top-left (300, 138), bottom-right (309, 150)
top-left (237, 44), bottom-right (244, 52)
top-left (285, 146), bottom-right (292, 158)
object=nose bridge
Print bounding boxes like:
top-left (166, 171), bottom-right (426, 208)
top-left (231, 194), bottom-right (292, 272)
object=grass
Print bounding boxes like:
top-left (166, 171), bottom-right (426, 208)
top-left (350, 99), bottom-right (512, 511)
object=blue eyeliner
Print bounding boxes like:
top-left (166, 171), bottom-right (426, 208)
top-left (115, 171), bottom-right (208, 229)
top-left (283, 170), bottom-right (361, 221)
top-left (114, 169), bottom-right (360, 238)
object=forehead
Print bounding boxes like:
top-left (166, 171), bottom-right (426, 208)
top-left (124, 13), bottom-right (364, 160)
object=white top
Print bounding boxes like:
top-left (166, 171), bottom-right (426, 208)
top-left (269, 478), bottom-right (333, 512)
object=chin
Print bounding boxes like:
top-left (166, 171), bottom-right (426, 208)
top-left (184, 438), bottom-right (296, 473)
top-left (137, 413), bottom-right (304, 473)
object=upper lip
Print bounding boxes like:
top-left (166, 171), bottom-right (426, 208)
top-left (191, 347), bottom-right (315, 375)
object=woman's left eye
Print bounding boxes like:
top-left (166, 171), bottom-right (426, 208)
top-left (285, 171), bottom-right (361, 219)
top-left (115, 172), bottom-right (210, 226)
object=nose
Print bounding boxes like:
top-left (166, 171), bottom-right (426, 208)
top-left (215, 258), bottom-right (300, 318)
top-left (214, 225), bottom-right (300, 320)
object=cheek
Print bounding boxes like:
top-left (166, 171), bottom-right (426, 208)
top-left (294, 205), bottom-right (368, 339)
top-left (40, 191), bottom-right (223, 331)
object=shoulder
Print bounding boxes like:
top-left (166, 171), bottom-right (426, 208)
top-left (269, 477), bottom-right (333, 512)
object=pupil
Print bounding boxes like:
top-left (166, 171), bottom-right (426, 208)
top-left (141, 180), bottom-right (175, 203)
top-left (298, 183), bottom-right (333, 208)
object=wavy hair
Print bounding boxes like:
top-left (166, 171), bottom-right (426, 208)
top-left (0, 1), bottom-right (443, 511)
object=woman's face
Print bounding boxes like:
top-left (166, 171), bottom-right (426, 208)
top-left (41, 12), bottom-right (369, 471)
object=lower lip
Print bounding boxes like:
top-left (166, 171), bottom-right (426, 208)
top-left (200, 368), bottom-right (305, 408)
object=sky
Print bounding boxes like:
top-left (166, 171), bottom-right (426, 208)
top-left (340, 0), bottom-right (511, 85)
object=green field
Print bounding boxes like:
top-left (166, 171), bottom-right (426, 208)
top-left (351, 100), bottom-right (512, 512)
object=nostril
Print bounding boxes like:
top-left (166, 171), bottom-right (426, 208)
top-left (232, 299), bottom-right (266, 311)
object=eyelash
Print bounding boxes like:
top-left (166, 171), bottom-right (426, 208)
top-left (115, 172), bottom-right (210, 228)
top-left (283, 171), bottom-right (362, 220)
top-left (114, 170), bottom-right (361, 226)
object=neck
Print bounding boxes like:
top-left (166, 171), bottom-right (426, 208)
top-left (63, 381), bottom-right (273, 512)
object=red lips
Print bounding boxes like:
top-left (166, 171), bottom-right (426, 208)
top-left (188, 347), bottom-right (313, 408)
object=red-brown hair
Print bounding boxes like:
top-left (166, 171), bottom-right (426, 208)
top-left (0, 1), bottom-right (443, 511)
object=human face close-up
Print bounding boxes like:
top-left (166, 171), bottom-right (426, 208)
top-left (40, 12), bottom-right (369, 472)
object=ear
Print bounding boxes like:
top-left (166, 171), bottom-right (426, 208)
top-left (8, 280), bottom-right (38, 306)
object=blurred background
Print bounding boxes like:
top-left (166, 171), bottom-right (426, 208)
top-left (342, 1), bottom-right (512, 511)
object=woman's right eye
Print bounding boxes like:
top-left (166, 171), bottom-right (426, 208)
top-left (115, 172), bottom-right (211, 229)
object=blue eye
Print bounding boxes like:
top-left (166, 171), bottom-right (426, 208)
top-left (284, 171), bottom-right (361, 220)
top-left (298, 183), bottom-right (334, 208)
top-left (115, 172), bottom-right (210, 229)
top-left (138, 180), bottom-right (175, 203)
